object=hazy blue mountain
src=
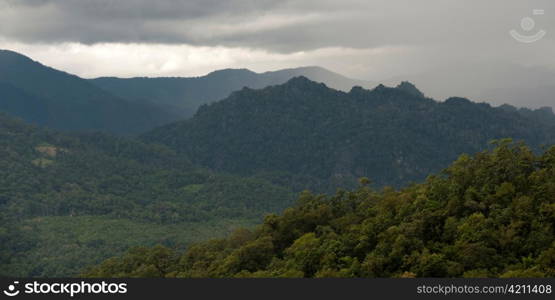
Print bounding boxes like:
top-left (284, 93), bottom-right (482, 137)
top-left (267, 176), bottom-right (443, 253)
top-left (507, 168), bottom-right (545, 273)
top-left (85, 141), bottom-right (555, 278)
top-left (0, 50), bottom-right (175, 134)
top-left (90, 66), bottom-right (373, 119)
top-left (144, 77), bottom-right (555, 191)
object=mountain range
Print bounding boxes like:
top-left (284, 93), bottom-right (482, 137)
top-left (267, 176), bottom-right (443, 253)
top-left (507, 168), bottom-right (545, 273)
top-left (90, 66), bottom-right (374, 119)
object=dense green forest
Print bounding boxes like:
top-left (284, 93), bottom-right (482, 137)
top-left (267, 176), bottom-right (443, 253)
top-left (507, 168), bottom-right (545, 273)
top-left (0, 113), bottom-right (295, 276)
top-left (84, 142), bottom-right (555, 278)
top-left (0, 50), bottom-right (373, 134)
top-left (144, 77), bottom-right (555, 191)
top-left (0, 50), bottom-right (174, 134)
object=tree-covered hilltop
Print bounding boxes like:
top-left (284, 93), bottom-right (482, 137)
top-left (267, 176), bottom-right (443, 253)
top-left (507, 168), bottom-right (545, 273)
top-left (143, 76), bottom-right (555, 191)
top-left (0, 50), bottom-right (174, 134)
top-left (84, 142), bottom-right (555, 278)
top-left (90, 66), bottom-right (373, 119)
top-left (0, 114), bottom-right (295, 277)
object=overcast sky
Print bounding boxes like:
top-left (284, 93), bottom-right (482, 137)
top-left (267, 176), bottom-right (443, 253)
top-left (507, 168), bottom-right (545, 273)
top-left (0, 0), bottom-right (554, 107)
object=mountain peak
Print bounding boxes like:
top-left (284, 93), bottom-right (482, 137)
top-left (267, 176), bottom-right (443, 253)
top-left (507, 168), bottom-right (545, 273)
top-left (395, 81), bottom-right (424, 98)
top-left (287, 66), bottom-right (329, 73)
top-left (373, 83), bottom-right (388, 92)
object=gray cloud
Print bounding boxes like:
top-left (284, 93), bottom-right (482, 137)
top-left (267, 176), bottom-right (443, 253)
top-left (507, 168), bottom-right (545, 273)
top-left (0, 0), bottom-right (554, 108)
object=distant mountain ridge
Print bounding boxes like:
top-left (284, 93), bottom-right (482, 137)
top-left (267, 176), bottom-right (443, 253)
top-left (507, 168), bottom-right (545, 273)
top-left (0, 112), bottom-right (295, 276)
top-left (143, 76), bottom-right (555, 190)
top-left (90, 66), bottom-right (374, 119)
top-left (0, 50), bottom-right (175, 134)
top-left (2, 48), bottom-right (555, 279)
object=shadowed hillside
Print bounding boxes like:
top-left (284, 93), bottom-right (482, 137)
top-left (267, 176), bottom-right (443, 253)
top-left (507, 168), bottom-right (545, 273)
top-left (90, 66), bottom-right (373, 118)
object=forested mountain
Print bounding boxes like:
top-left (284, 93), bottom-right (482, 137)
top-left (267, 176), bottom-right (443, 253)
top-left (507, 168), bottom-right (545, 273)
top-left (383, 62), bottom-right (555, 109)
top-left (2, 50), bottom-right (554, 279)
top-left (0, 50), bottom-right (174, 134)
top-left (0, 113), bottom-right (295, 277)
top-left (90, 66), bottom-right (373, 118)
top-left (144, 77), bottom-right (555, 191)
top-left (84, 142), bottom-right (555, 278)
